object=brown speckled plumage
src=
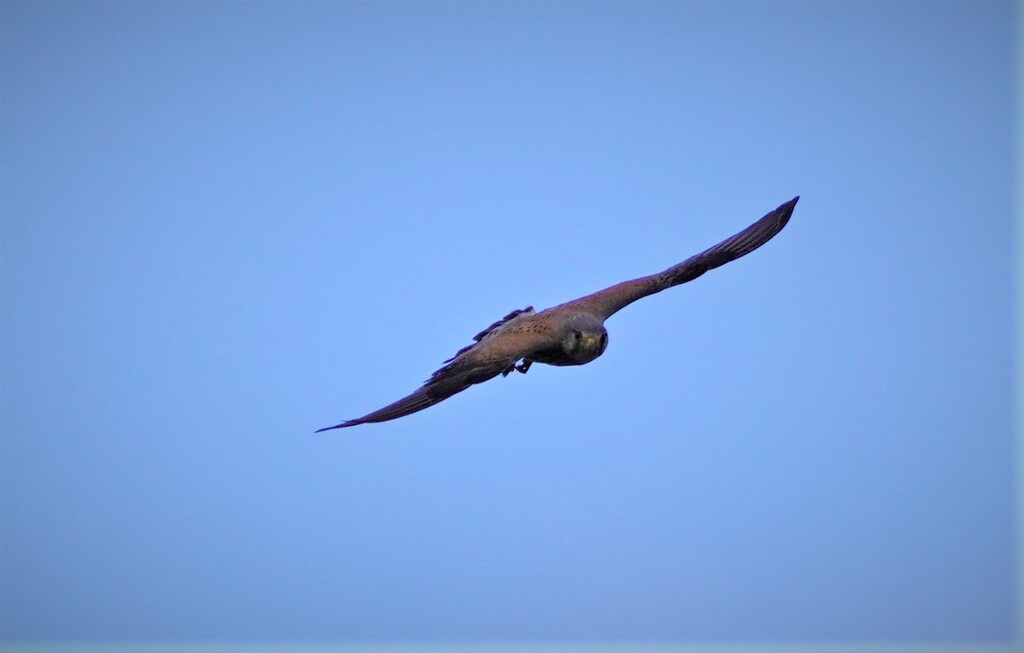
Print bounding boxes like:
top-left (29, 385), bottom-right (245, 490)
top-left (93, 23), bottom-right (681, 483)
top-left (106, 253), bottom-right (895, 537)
top-left (317, 196), bottom-right (798, 431)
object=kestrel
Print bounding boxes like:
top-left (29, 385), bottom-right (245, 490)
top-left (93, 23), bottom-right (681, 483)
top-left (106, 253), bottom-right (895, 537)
top-left (317, 196), bottom-right (798, 431)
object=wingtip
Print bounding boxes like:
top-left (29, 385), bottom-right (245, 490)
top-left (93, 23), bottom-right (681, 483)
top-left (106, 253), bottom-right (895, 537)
top-left (314, 420), bottom-right (361, 433)
top-left (773, 195), bottom-right (799, 224)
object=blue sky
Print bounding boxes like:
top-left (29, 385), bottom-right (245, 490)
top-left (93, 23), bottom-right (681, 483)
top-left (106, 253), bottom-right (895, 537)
top-left (0, 0), bottom-right (1014, 645)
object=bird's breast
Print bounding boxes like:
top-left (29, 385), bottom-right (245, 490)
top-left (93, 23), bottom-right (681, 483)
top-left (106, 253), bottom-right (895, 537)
top-left (529, 344), bottom-right (603, 367)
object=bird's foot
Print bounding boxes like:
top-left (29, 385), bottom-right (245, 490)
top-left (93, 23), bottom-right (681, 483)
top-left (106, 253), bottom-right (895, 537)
top-left (515, 360), bottom-right (532, 374)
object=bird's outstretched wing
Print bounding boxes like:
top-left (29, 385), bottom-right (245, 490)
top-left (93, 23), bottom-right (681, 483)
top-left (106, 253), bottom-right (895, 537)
top-left (315, 308), bottom-right (558, 431)
top-left (314, 359), bottom-right (506, 431)
top-left (556, 196), bottom-right (798, 321)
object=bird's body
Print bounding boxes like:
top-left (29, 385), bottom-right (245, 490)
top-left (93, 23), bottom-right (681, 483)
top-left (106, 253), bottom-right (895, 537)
top-left (317, 196), bottom-right (798, 431)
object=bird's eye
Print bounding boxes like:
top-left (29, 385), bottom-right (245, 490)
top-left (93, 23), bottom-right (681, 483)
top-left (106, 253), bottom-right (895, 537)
top-left (573, 330), bottom-right (582, 342)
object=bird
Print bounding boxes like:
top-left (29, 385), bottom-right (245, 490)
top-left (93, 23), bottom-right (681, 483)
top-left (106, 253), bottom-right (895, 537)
top-left (317, 196), bottom-right (798, 431)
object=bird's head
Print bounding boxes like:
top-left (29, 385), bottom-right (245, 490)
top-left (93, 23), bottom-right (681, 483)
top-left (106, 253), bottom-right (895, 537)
top-left (561, 314), bottom-right (608, 364)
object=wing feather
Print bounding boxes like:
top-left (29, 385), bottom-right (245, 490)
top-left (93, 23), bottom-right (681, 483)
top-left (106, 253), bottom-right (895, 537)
top-left (315, 310), bottom-right (559, 431)
top-left (443, 306), bottom-right (534, 363)
top-left (314, 361), bottom-right (504, 431)
top-left (558, 196), bottom-right (797, 320)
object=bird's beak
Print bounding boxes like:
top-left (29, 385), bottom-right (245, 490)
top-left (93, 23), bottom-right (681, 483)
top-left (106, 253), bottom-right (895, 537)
top-left (583, 335), bottom-right (597, 348)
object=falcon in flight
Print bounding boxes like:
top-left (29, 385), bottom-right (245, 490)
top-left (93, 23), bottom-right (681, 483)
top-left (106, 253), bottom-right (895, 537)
top-left (317, 196), bottom-right (798, 431)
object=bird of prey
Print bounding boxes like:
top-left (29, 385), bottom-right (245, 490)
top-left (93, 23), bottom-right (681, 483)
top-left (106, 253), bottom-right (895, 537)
top-left (317, 196), bottom-right (798, 431)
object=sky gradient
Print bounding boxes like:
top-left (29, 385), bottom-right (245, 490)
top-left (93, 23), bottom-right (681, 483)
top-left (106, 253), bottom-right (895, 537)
top-left (0, 0), bottom-right (1014, 645)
